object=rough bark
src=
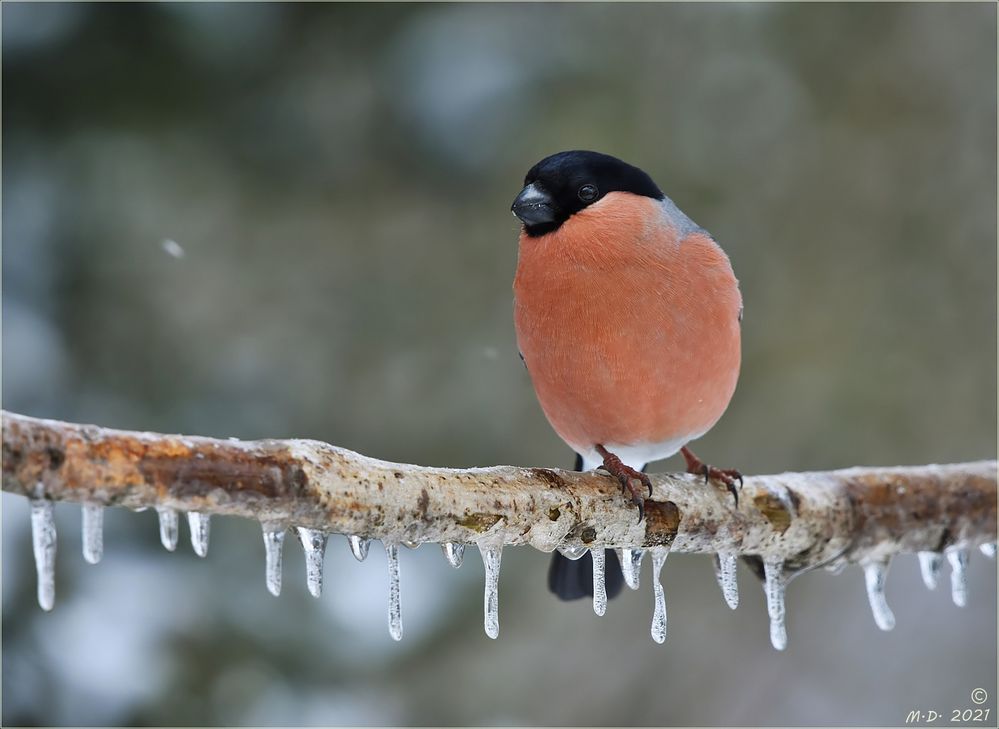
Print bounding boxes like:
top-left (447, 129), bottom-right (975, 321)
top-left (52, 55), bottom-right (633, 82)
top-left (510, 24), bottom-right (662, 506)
top-left (2, 411), bottom-right (995, 571)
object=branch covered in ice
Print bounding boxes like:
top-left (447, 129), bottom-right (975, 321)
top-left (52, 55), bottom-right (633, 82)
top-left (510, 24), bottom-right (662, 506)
top-left (3, 410), bottom-right (996, 649)
top-left (3, 411), bottom-right (995, 565)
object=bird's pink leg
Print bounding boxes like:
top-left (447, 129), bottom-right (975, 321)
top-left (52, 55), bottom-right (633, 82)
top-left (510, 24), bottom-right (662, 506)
top-left (680, 446), bottom-right (742, 506)
top-left (595, 444), bottom-right (653, 523)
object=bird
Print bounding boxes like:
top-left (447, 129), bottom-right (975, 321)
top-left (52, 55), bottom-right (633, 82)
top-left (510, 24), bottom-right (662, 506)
top-left (510, 150), bottom-right (743, 601)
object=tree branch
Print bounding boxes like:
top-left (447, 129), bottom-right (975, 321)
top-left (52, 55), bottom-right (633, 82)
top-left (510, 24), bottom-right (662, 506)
top-left (3, 410), bottom-right (995, 569)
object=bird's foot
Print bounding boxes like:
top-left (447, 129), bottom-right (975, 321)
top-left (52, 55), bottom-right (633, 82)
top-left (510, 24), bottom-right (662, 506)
top-left (680, 446), bottom-right (742, 507)
top-left (595, 444), bottom-right (652, 523)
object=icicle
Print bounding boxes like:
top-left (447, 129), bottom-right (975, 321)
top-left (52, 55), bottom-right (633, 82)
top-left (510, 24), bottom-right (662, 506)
top-left (863, 560), bottom-right (896, 631)
top-left (714, 552), bottom-right (739, 609)
top-left (30, 499), bottom-right (57, 611)
top-left (980, 543), bottom-right (996, 559)
top-left (592, 548), bottom-right (607, 616)
top-left (156, 508), bottom-right (179, 551)
top-left (763, 558), bottom-right (787, 651)
top-left (917, 551), bottom-right (941, 590)
top-left (650, 546), bottom-right (670, 644)
top-left (946, 548), bottom-right (968, 607)
top-left (442, 542), bottom-right (464, 568)
top-left (348, 535), bottom-right (370, 562)
top-left (187, 512), bottom-right (210, 558)
top-left (558, 545), bottom-right (588, 560)
top-left (262, 526), bottom-right (285, 597)
top-left (81, 504), bottom-right (103, 565)
top-left (402, 540), bottom-right (421, 550)
top-left (386, 543), bottom-right (402, 641)
top-left (295, 527), bottom-right (328, 598)
top-left (618, 548), bottom-right (643, 590)
top-left (482, 545), bottom-right (503, 639)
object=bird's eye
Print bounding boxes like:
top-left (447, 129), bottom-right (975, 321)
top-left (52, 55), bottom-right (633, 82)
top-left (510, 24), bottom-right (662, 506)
top-left (577, 184), bottom-right (599, 202)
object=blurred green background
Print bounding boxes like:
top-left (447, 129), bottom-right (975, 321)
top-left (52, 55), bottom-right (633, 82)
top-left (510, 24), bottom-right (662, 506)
top-left (2, 2), bottom-right (996, 726)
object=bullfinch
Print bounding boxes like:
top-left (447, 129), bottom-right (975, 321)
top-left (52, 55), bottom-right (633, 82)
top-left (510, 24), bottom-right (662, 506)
top-left (510, 150), bottom-right (742, 601)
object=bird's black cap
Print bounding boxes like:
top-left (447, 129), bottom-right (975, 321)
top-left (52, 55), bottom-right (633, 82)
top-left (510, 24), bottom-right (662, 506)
top-left (512, 150), bottom-right (664, 237)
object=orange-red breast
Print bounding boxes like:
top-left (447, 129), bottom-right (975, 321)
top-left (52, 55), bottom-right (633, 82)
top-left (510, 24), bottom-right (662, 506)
top-left (511, 150), bottom-right (742, 600)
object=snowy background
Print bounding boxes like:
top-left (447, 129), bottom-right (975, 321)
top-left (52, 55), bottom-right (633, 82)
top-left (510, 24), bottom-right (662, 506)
top-left (3, 3), bottom-right (996, 726)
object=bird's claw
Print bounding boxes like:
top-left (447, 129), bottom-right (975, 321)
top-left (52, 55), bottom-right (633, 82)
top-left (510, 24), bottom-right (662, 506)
top-left (596, 444), bottom-right (651, 522)
top-left (614, 470), bottom-right (651, 524)
top-left (724, 478), bottom-right (740, 509)
top-left (682, 447), bottom-right (742, 508)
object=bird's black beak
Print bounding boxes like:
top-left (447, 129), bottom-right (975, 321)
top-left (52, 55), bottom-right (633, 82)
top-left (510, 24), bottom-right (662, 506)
top-left (511, 183), bottom-right (558, 226)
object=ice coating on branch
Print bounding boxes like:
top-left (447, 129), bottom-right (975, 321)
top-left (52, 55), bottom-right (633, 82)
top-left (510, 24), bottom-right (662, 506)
top-left (618, 548), bottom-right (643, 590)
top-left (863, 560), bottom-right (896, 631)
top-left (442, 542), bottom-right (464, 568)
top-left (262, 526), bottom-right (285, 597)
top-left (348, 535), bottom-right (370, 562)
top-left (295, 527), bottom-right (328, 598)
top-left (31, 499), bottom-right (57, 611)
top-left (763, 558), bottom-right (787, 651)
top-left (482, 545), bottom-right (502, 639)
top-left (714, 552), bottom-right (739, 609)
top-left (385, 543), bottom-right (402, 641)
top-left (946, 548), bottom-right (968, 607)
top-left (980, 543), bottom-right (996, 559)
top-left (592, 548), bottom-right (607, 616)
top-left (187, 512), bottom-right (210, 557)
top-left (824, 560), bottom-right (847, 575)
top-left (650, 546), bottom-right (670, 644)
top-left (558, 545), bottom-right (588, 560)
top-left (917, 551), bottom-right (941, 590)
top-left (81, 504), bottom-right (103, 565)
top-left (156, 508), bottom-right (179, 551)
